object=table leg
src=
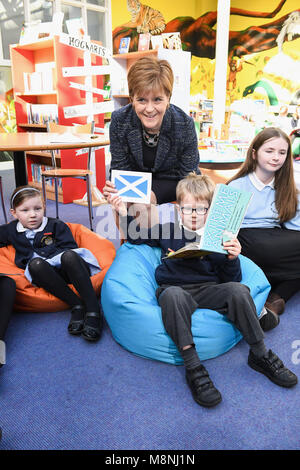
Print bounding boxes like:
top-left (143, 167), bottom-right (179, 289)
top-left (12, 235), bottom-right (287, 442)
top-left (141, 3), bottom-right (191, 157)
top-left (13, 151), bottom-right (28, 187)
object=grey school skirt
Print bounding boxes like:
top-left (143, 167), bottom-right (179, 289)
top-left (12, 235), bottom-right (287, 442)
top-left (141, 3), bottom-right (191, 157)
top-left (238, 227), bottom-right (300, 284)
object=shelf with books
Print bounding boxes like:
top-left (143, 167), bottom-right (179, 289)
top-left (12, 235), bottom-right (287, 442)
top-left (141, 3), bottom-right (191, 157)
top-left (25, 150), bottom-right (60, 165)
top-left (10, 35), bottom-right (107, 203)
top-left (26, 149), bottom-right (62, 201)
top-left (112, 49), bottom-right (157, 61)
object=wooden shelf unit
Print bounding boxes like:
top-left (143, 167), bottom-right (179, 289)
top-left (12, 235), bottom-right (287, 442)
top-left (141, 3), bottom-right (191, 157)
top-left (10, 35), bottom-right (107, 203)
top-left (18, 123), bottom-right (47, 130)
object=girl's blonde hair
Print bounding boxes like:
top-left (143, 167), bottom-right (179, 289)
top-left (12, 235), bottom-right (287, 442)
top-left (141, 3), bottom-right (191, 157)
top-left (228, 127), bottom-right (297, 222)
top-left (127, 56), bottom-right (174, 100)
top-left (10, 186), bottom-right (42, 210)
top-left (176, 173), bottom-right (215, 205)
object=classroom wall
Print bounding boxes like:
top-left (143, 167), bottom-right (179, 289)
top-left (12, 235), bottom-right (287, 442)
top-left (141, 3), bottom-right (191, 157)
top-left (111, 0), bottom-right (300, 108)
top-left (226, 0), bottom-right (300, 108)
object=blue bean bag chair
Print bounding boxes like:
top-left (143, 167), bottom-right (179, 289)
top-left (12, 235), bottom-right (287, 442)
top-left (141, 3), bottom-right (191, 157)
top-left (101, 243), bottom-right (270, 364)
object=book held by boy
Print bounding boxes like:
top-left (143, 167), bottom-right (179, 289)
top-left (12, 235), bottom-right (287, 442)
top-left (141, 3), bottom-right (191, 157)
top-left (166, 184), bottom-right (252, 259)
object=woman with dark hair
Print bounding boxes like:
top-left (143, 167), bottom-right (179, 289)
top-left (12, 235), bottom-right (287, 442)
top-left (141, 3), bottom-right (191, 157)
top-left (228, 127), bottom-right (300, 316)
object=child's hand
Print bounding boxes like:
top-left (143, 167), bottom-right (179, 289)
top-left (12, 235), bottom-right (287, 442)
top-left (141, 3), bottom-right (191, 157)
top-left (103, 180), bottom-right (117, 199)
top-left (223, 238), bottom-right (241, 260)
top-left (107, 194), bottom-right (127, 217)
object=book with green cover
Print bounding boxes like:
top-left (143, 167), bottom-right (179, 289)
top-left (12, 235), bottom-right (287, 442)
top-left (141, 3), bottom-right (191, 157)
top-left (166, 183), bottom-right (252, 259)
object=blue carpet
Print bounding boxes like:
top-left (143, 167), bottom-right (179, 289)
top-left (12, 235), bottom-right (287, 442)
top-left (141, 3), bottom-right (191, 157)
top-left (0, 199), bottom-right (300, 450)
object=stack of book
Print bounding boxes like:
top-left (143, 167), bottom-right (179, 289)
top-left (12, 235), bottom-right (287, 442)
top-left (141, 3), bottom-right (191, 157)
top-left (23, 62), bottom-right (55, 93)
top-left (31, 163), bottom-right (62, 189)
top-left (26, 103), bottom-right (58, 125)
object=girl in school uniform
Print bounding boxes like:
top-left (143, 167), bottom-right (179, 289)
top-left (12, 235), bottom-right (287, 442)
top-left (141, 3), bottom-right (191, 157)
top-left (228, 127), bottom-right (300, 316)
top-left (0, 186), bottom-right (102, 342)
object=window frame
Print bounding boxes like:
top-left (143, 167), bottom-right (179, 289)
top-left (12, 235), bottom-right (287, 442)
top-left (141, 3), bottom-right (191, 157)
top-left (0, 0), bottom-right (112, 65)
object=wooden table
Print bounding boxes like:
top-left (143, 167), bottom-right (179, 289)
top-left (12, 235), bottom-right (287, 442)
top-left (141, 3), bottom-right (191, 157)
top-left (199, 159), bottom-right (244, 184)
top-left (0, 132), bottom-right (110, 187)
top-left (199, 161), bottom-right (244, 170)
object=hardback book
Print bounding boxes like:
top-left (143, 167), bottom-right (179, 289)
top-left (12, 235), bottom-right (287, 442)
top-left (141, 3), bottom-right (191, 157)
top-left (118, 37), bottom-right (131, 54)
top-left (166, 184), bottom-right (252, 259)
top-left (150, 35), bottom-right (163, 50)
top-left (138, 33), bottom-right (151, 51)
top-left (162, 32), bottom-right (182, 50)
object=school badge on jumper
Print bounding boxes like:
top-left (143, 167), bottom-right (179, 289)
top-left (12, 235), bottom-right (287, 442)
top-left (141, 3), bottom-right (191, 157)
top-left (41, 232), bottom-right (54, 246)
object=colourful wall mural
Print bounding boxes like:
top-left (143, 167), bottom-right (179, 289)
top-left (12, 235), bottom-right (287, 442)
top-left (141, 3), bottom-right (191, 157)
top-left (0, 66), bottom-right (16, 135)
top-left (112, 0), bottom-right (300, 111)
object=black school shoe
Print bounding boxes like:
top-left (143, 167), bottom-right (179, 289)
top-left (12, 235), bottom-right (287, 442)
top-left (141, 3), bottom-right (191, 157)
top-left (186, 365), bottom-right (222, 408)
top-left (81, 311), bottom-right (103, 342)
top-left (259, 307), bottom-right (280, 332)
top-left (248, 349), bottom-right (298, 388)
top-left (68, 305), bottom-right (85, 335)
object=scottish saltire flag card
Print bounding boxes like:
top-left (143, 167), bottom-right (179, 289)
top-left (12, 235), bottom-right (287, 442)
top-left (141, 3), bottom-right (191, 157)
top-left (111, 170), bottom-right (152, 204)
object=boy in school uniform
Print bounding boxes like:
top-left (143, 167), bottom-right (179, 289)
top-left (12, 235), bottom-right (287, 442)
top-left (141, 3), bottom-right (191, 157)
top-left (108, 173), bottom-right (297, 408)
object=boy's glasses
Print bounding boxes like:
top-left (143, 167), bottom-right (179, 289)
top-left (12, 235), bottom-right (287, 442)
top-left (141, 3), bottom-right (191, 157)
top-left (180, 206), bottom-right (209, 215)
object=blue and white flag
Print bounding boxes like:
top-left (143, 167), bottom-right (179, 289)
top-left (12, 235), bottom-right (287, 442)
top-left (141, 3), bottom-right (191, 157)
top-left (111, 170), bottom-right (152, 204)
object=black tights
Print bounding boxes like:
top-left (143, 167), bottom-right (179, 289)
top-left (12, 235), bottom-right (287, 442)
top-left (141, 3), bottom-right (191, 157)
top-left (0, 276), bottom-right (16, 340)
top-left (28, 250), bottom-right (99, 313)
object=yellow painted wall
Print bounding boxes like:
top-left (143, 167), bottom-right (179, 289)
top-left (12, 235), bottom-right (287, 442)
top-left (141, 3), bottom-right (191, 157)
top-left (229, 0), bottom-right (299, 29)
top-left (195, 1), bottom-right (217, 18)
top-left (112, 0), bottom-right (299, 29)
top-left (112, 1), bottom-right (300, 107)
top-left (111, 0), bottom-right (197, 29)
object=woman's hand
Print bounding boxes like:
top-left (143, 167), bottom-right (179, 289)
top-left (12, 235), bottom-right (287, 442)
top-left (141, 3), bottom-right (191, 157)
top-left (103, 180), bottom-right (118, 199)
top-left (223, 238), bottom-right (241, 260)
top-left (107, 194), bottom-right (127, 217)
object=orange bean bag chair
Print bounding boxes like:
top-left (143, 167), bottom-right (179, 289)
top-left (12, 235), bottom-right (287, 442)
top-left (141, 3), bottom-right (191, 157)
top-left (0, 223), bottom-right (116, 312)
